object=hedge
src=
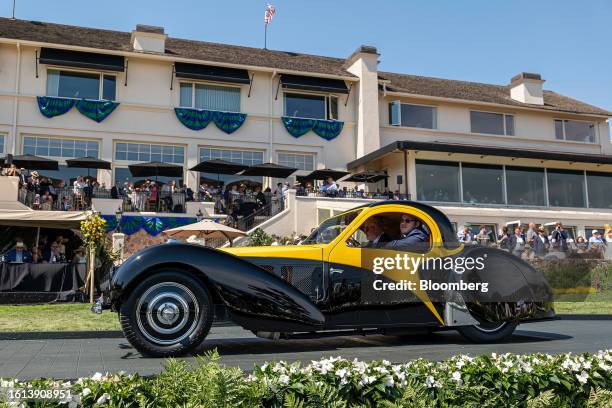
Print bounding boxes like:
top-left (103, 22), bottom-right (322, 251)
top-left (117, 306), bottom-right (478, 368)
top-left (0, 349), bottom-right (611, 407)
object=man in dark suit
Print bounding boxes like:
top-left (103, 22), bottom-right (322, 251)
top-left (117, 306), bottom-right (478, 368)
top-left (533, 226), bottom-right (549, 258)
top-left (362, 216), bottom-right (391, 248)
top-left (385, 215), bottom-right (429, 252)
top-left (5, 242), bottom-right (32, 263)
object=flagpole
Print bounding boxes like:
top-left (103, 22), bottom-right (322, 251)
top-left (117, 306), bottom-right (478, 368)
top-left (264, 23), bottom-right (268, 49)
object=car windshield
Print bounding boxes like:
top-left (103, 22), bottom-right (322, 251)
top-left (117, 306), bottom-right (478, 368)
top-left (302, 209), bottom-right (363, 245)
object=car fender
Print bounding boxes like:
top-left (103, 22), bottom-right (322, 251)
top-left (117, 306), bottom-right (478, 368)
top-left (449, 246), bottom-right (554, 322)
top-left (110, 243), bottom-right (325, 329)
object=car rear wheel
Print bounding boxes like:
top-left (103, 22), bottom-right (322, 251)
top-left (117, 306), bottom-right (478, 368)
top-left (457, 320), bottom-right (518, 343)
top-left (119, 270), bottom-right (213, 357)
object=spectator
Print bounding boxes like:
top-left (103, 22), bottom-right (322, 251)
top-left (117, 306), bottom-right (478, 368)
top-left (255, 187), bottom-right (266, 209)
top-left (43, 242), bottom-right (62, 263)
top-left (5, 241), bottom-right (32, 263)
top-left (41, 191), bottom-right (53, 210)
top-left (498, 226), bottom-right (510, 251)
top-left (457, 226), bottom-right (473, 244)
top-left (508, 226), bottom-right (525, 258)
top-left (533, 227), bottom-right (549, 258)
top-left (72, 246), bottom-right (87, 264)
top-left (4, 164), bottom-right (17, 177)
top-left (588, 229), bottom-right (605, 249)
top-left (54, 235), bottom-right (68, 259)
top-left (576, 235), bottom-right (588, 252)
top-left (320, 177), bottom-right (339, 197)
top-left (60, 196), bottom-right (71, 211)
top-left (475, 226), bottom-right (491, 246)
top-left (550, 223), bottom-right (569, 252)
top-left (111, 184), bottom-right (119, 199)
top-left (606, 229), bottom-right (612, 244)
top-left (31, 247), bottom-right (43, 264)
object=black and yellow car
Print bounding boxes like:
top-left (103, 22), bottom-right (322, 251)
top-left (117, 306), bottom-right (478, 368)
top-left (110, 201), bottom-right (555, 357)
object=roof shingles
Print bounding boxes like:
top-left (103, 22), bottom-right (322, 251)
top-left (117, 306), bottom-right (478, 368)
top-left (0, 18), bottom-right (609, 116)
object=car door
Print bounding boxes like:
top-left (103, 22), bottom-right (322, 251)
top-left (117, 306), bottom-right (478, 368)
top-left (325, 204), bottom-right (445, 327)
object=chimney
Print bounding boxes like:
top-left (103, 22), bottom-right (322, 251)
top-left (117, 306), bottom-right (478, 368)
top-left (131, 24), bottom-right (166, 53)
top-left (509, 72), bottom-right (544, 105)
top-left (345, 45), bottom-right (380, 157)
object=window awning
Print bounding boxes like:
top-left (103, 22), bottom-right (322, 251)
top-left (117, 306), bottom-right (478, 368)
top-left (39, 47), bottom-right (125, 72)
top-left (174, 62), bottom-right (250, 84)
top-left (280, 74), bottom-right (348, 94)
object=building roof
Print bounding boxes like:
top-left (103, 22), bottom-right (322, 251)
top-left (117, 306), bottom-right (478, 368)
top-left (0, 18), bottom-right (353, 78)
top-left (0, 17), bottom-right (610, 116)
top-left (379, 72), bottom-right (612, 116)
top-left (347, 140), bottom-right (612, 170)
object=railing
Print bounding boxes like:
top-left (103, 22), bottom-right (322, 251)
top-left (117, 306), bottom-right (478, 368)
top-left (226, 195), bottom-right (287, 231)
top-left (120, 191), bottom-right (187, 213)
top-left (18, 187), bottom-right (111, 211)
top-left (295, 190), bottom-right (403, 200)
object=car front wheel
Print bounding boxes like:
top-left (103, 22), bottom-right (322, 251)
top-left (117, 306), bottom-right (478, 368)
top-left (119, 270), bottom-right (213, 357)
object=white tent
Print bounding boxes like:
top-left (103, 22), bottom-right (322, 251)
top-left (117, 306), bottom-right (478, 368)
top-left (0, 201), bottom-right (89, 229)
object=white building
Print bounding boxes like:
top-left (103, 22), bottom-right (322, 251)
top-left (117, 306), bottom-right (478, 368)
top-left (0, 18), bottom-right (611, 239)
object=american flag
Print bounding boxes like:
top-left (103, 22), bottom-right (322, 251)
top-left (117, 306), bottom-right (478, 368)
top-left (264, 4), bottom-right (276, 25)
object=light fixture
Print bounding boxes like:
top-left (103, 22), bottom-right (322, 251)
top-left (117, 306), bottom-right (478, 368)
top-left (115, 206), bottom-right (123, 233)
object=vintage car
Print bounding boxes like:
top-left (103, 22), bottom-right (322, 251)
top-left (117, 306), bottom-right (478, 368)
top-left (109, 201), bottom-right (555, 357)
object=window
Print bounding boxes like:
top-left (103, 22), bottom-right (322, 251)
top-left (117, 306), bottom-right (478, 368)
top-left (415, 160), bottom-right (460, 202)
top-left (462, 163), bottom-right (504, 204)
top-left (284, 93), bottom-right (338, 120)
top-left (506, 166), bottom-right (546, 206)
top-left (278, 152), bottom-right (315, 171)
top-left (586, 171), bottom-right (612, 209)
top-left (547, 169), bottom-right (586, 208)
top-left (199, 148), bottom-right (264, 166)
top-left (199, 147), bottom-right (264, 187)
top-left (115, 142), bottom-right (184, 164)
top-left (554, 119), bottom-right (595, 143)
top-left (0, 134), bottom-right (4, 155)
top-left (23, 136), bottom-right (99, 158)
top-left (389, 102), bottom-right (436, 129)
top-left (46, 69), bottom-right (116, 100)
top-left (470, 111), bottom-right (514, 135)
top-left (179, 83), bottom-right (241, 112)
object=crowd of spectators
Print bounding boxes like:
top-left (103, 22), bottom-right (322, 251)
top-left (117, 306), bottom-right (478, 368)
top-left (458, 222), bottom-right (612, 259)
top-left (2, 234), bottom-right (86, 265)
top-left (3, 164), bottom-right (105, 211)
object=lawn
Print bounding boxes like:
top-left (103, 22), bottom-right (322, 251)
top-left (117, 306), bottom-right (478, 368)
top-left (0, 298), bottom-right (610, 333)
top-left (0, 303), bottom-right (120, 332)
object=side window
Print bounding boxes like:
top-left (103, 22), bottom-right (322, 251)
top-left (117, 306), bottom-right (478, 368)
top-left (346, 212), bottom-right (431, 252)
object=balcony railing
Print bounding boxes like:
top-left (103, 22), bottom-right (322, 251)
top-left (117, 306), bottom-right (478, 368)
top-left (18, 187), bottom-right (111, 211)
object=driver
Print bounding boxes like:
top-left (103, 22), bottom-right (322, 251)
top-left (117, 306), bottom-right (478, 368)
top-left (385, 214), bottom-right (429, 251)
top-left (362, 216), bottom-right (391, 248)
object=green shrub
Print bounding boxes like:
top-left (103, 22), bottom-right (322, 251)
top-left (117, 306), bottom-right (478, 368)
top-left (0, 350), bottom-right (610, 407)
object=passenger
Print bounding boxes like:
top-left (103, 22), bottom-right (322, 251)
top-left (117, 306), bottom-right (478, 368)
top-left (385, 215), bottom-right (429, 251)
top-left (362, 216), bottom-right (391, 248)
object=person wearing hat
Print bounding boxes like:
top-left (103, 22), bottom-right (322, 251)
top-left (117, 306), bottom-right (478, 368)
top-left (6, 241), bottom-right (32, 263)
top-left (588, 229), bottom-right (605, 249)
top-left (533, 226), bottom-right (549, 258)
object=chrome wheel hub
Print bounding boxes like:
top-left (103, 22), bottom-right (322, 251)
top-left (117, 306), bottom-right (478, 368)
top-left (135, 282), bottom-right (200, 346)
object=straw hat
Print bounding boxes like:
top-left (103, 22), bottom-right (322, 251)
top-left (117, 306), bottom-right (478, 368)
top-left (31, 171), bottom-right (39, 178)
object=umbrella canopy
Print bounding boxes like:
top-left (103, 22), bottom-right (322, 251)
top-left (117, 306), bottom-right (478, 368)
top-left (65, 156), bottom-right (112, 170)
top-left (304, 168), bottom-right (349, 181)
top-left (6, 154), bottom-right (59, 171)
top-left (344, 170), bottom-right (389, 183)
top-left (190, 159), bottom-right (248, 174)
top-left (163, 219), bottom-right (246, 243)
top-left (128, 161), bottom-right (184, 178)
top-left (198, 176), bottom-right (225, 186)
top-left (242, 163), bottom-right (297, 178)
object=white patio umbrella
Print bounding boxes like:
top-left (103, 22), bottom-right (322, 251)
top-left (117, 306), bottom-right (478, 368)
top-left (163, 219), bottom-right (246, 246)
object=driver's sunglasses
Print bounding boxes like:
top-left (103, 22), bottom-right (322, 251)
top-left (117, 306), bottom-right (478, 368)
top-left (400, 218), bottom-right (416, 224)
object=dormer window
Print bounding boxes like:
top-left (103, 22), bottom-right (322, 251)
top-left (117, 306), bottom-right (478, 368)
top-left (470, 111), bottom-right (514, 136)
top-left (179, 82), bottom-right (241, 112)
top-left (554, 119), bottom-right (596, 143)
top-left (46, 69), bottom-right (116, 101)
top-left (284, 93), bottom-right (338, 120)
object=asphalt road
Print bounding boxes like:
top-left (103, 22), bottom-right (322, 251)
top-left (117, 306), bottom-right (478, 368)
top-left (0, 319), bottom-right (610, 380)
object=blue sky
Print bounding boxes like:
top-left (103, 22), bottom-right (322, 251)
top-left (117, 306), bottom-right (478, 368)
top-left (2, 0), bottom-right (611, 113)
